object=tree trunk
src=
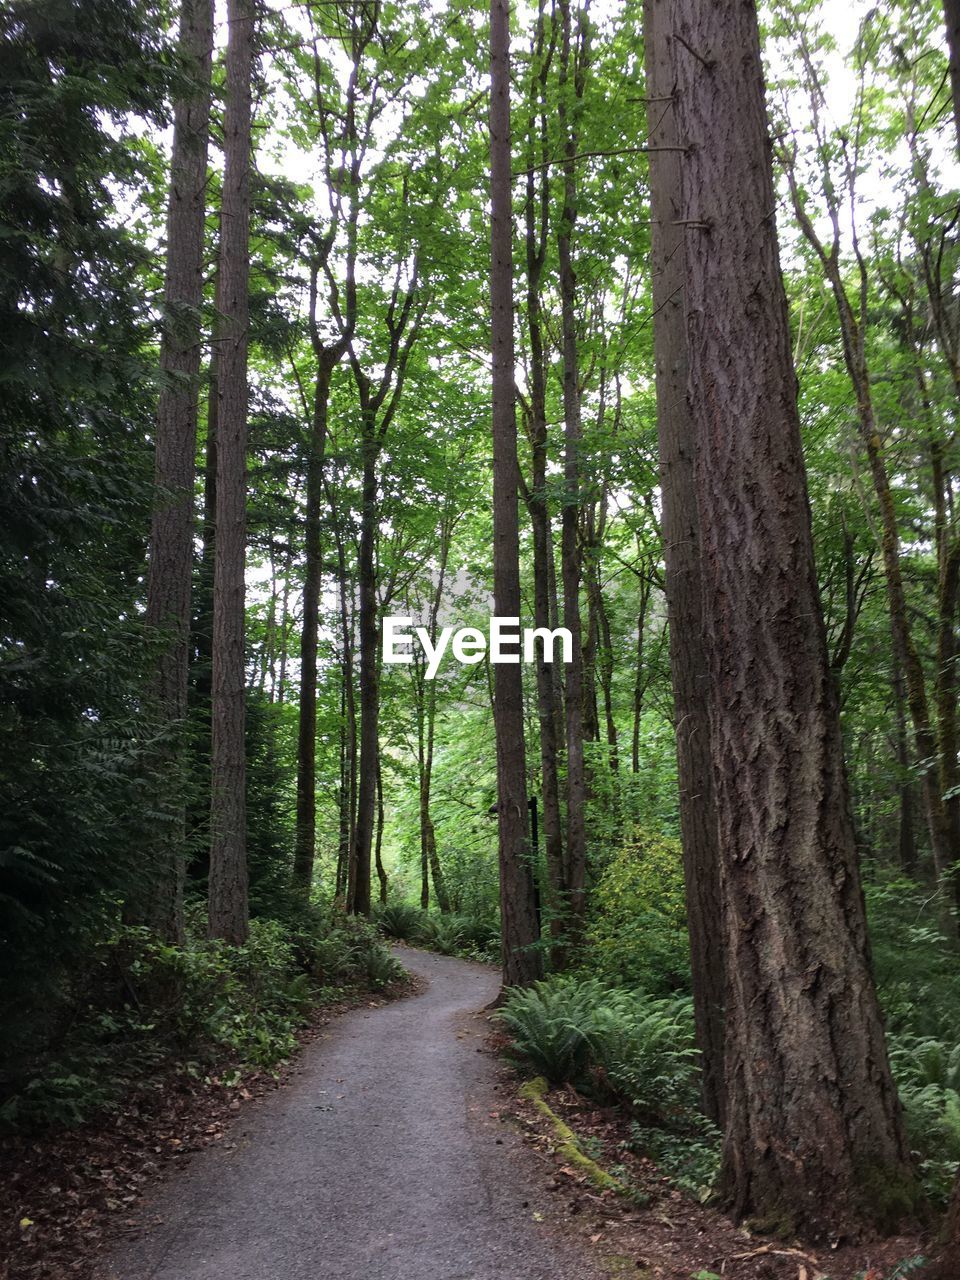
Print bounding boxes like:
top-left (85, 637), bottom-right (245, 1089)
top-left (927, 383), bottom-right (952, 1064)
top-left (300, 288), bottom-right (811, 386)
top-left (293, 362), bottom-right (333, 892)
top-left (943, 0), bottom-right (960, 156)
top-left (643, 0), bottom-right (725, 1129)
top-left (631, 571), bottom-right (651, 775)
top-left (590, 557), bottom-right (619, 772)
top-left (328, 476), bottom-right (356, 905)
top-left (925, 1164), bottom-right (960, 1278)
top-left (143, 0), bottom-right (214, 943)
top-left (520, 0), bottom-right (566, 956)
top-left (557, 0), bottom-right (589, 945)
top-left (418, 514), bottom-right (454, 915)
top-left (490, 0), bottom-right (542, 989)
top-left (375, 759), bottom-right (388, 906)
top-left (350, 427), bottom-right (380, 918)
top-left (672, 0), bottom-right (914, 1237)
top-left (208, 0), bottom-right (253, 944)
top-left (892, 651), bottom-right (919, 876)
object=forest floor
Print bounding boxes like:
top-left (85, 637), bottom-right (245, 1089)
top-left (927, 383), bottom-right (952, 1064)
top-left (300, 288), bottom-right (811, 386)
top-left (4, 948), bottom-right (931, 1280)
top-left (503, 1070), bottom-right (928, 1280)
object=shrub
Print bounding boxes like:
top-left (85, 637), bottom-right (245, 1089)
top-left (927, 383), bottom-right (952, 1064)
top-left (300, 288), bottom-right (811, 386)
top-left (0, 908), bottom-right (402, 1132)
top-left (591, 994), bottom-right (699, 1124)
top-left (498, 976), bottom-right (608, 1083)
top-left (888, 1031), bottom-right (960, 1207)
top-left (865, 871), bottom-right (960, 1041)
top-left (450, 914), bottom-right (500, 960)
top-left (500, 975), bottom-right (718, 1198)
top-left (585, 829), bottom-right (690, 994)
top-left (375, 901), bottom-right (426, 942)
top-left (374, 902), bottom-right (500, 962)
top-left (415, 913), bottom-right (464, 955)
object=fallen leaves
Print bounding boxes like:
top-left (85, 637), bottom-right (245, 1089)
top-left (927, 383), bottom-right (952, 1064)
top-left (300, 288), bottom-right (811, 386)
top-left (0, 981), bottom-right (410, 1280)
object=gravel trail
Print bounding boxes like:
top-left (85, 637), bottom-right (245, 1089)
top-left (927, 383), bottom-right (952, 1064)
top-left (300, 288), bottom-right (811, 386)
top-left (99, 947), bottom-right (600, 1280)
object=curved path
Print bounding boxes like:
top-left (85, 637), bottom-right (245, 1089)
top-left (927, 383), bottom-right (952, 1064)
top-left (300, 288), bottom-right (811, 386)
top-left (100, 948), bottom-right (599, 1280)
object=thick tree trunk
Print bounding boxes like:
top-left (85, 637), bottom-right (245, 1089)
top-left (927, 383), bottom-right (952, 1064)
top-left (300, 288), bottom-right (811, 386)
top-left (208, 0), bottom-right (253, 944)
top-left (673, 0), bottom-right (914, 1237)
top-left (143, 0), bottom-right (214, 943)
top-left (643, 0), bottom-right (725, 1128)
top-left (490, 0), bottom-right (542, 988)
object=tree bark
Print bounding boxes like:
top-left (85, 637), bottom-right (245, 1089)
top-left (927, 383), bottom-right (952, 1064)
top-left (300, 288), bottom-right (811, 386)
top-left (672, 0), bottom-right (914, 1236)
top-left (944, 0), bottom-right (960, 157)
top-left (557, 0), bottom-right (589, 945)
top-left (631, 570), bottom-right (651, 774)
top-left (375, 758), bottom-right (388, 906)
top-left (519, 0), bottom-right (566, 956)
top-left (490, 0), bottom-right (542, 988)
top-left (643, 0), bottom-right (725, 1129)
top-left (417, 512), bottom-right (455, 915)
top-left (143, 0), bottom-right (214, 943)
top-left (350, 425), bottom-right (379, 917)
top-left (208, 0), bottom-right (253, 944)
top-left (294, 356), bottom-right (341, 893)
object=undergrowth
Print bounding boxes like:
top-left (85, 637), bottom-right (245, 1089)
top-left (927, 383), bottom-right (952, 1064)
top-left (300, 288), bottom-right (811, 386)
top-left (0, 905), bottom-right (403, 1132)
top-left (374, 901), bottom-right (500, 962)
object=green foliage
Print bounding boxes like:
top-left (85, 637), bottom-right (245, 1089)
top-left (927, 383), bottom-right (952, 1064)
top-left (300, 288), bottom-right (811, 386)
top-left (499, 976), bottom-right (607, 1084)
top-left (501, 975), bottom-right (721, 1201)
top-left (0, 0), bottom-right (170, 1042)
top-left (631, 1121), bottom-right (721, 1202)
top-left (591, 995), bottom-right (699, 1122)
top-left (0, 909), bottom-right (401, 1132)
top-left (866, 871), bottom-right (960, 1041)
top-left (376, 901), bottom-right (429, 942)
top-left (585, 830), bottom-right (690, 995)
top-left (374, 902), bottom-right (500, 961)
top-left (887, 1031), bottom-right (960, 1208)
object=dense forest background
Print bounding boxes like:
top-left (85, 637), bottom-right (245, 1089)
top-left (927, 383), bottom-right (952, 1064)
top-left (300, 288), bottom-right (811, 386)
top-left (5, 0), bottom-right (960, 1269)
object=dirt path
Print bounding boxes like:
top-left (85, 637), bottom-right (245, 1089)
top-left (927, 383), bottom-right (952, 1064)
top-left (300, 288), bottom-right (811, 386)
top-left (98, 947), bottom-right (600, 1280)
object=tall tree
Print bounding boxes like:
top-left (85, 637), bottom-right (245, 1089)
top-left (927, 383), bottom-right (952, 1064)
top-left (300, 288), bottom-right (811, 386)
top-left (208, 0), bottom-right (254, 944)
top-left (642, 0), bottom-right (724, 1127)
top-left (944, 0), bottom-right (960, 156)
top-left (518, 0), bottom-right (566, 958)
top-left (143, 0), bottom-right (214, 943)
top-left (920, 3), bottom-right (960, 1263)
top-left (557, 0), bottom-right (589, 947)
top-left (671, 0), bottom-right (913, 1236)
top-left (490, 0), bottom-right (542, 988)
top-left (775, 27), bottom-right (960, 915)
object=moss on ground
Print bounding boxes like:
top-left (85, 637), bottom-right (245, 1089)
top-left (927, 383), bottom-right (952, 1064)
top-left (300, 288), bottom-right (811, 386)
top-left (517, 1076), bottom-right (631, 1197)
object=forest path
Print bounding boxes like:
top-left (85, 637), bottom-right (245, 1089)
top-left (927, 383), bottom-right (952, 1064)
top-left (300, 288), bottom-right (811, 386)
top-left (100, 947), bottom-right (600, 1280)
